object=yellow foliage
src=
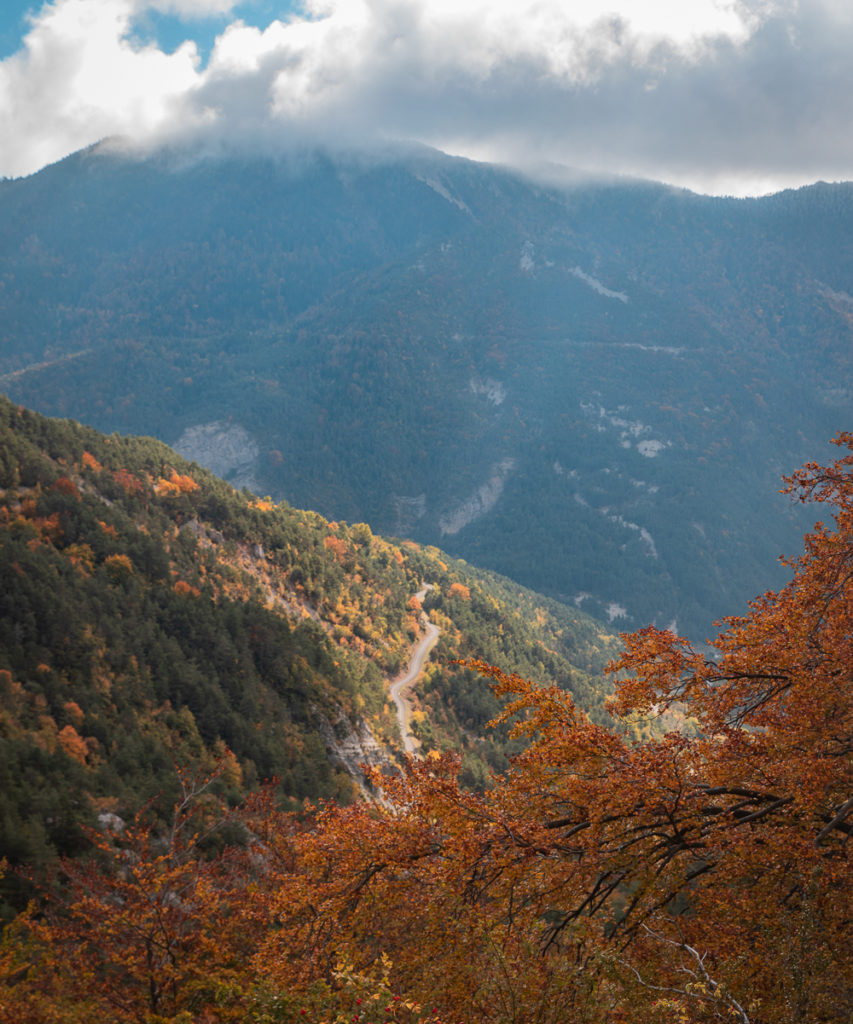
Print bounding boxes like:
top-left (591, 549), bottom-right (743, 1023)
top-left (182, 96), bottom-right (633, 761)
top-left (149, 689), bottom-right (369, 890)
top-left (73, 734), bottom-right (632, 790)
top-left (154, 471), bottom-right (200, 496)
top-left (104, 553), bottom-right (134, 580)
top-left (67, 542), bottom-right (96, 575)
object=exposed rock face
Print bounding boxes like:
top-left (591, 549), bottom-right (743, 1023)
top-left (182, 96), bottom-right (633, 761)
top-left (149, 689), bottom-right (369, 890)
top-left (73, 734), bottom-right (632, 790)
top-left (438, 458), bottom-right (516, 536)
top-left (469, 375), bottom-right (506, 405)
top-left (315, 710), bottom-right (394, 798)
top-left (174, 422), bottom-right (260, 493)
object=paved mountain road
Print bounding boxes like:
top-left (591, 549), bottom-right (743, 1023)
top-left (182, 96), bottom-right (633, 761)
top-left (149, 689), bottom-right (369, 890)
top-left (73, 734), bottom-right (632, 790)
top-left (389, 585), bottom-right (439, 754)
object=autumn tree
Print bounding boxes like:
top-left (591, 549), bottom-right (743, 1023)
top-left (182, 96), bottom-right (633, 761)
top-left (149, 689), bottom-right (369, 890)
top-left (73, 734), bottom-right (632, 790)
top-left (241, 764), bottom-right (609, 1024)
top-left (245, 436), bottom-right (853, 1024)
top-left (1, 764), bottom-right (254, 1024)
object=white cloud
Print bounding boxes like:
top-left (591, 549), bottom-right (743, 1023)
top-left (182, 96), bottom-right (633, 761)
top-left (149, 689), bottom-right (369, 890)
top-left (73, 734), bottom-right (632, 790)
top-left (145, 0), bottom-right (238, 14)
top-left (2, 0), bottom-right (853, 193)
top-left (0, 0), bottom-right (201, 176)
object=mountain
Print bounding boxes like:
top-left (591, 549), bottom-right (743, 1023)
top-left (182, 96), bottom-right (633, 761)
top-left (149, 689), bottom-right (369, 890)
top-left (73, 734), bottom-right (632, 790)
top-left (0, 395), bottom-right (616, 899)
top-left (1, 142), bottom-right (849, 636)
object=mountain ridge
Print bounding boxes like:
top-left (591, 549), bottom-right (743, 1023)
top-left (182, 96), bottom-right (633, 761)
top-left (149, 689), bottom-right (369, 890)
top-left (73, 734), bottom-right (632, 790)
top-left (1, 142), bottom-right (848, 636)
top-left (0, 395), bottom-right (618, 902)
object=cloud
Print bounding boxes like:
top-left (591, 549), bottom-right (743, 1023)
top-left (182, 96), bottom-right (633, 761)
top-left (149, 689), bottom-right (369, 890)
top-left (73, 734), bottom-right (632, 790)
top-left (0, 0), bottom-right (200, 176)
top-left (2, 0), bottom-right (853, 193)
top-left (146, 0), bottom-right (238, 14)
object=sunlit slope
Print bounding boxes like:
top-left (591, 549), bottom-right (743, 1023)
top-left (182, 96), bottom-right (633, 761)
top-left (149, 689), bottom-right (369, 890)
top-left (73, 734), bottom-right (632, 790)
top-left (0, 395), bottom-right (615, 873)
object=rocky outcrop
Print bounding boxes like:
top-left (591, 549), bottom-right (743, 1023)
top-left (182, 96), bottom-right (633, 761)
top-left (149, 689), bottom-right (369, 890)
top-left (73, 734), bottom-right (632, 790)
top-left (314, 709), bottom-right (394, 798)
top-left (438, 458), bottom-right (515, 536)
top-left (174, 421), bottom-right (260, 493)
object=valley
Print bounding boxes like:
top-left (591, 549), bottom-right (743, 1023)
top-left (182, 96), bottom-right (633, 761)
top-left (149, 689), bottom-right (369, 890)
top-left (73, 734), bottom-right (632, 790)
top-left (0, 142), bottom-right (851, 1024)
top-left (0, 395), bottom-right (618, 894)
top-left (2, 142), bottom-right (849, 638)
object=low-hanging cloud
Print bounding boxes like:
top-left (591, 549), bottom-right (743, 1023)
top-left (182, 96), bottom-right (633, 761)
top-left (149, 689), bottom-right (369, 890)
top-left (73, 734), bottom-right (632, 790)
top-left (2, 0), bottom-right (853, 193)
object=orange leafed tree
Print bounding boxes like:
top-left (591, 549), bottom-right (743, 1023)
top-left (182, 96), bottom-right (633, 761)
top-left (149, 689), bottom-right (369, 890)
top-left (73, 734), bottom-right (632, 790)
top-left (81, 450), bottom-right (103, 472)
top-left (1, 766), bottom-right (253, 1024)
top-left (154, 470), bottom-right (200, 497)
top-left (245, 435), bottom-right (853, 1023)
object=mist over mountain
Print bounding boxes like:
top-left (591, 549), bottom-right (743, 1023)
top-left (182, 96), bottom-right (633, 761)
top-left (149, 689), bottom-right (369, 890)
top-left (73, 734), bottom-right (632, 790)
top-left (1, 141), bottom-right (849, 637)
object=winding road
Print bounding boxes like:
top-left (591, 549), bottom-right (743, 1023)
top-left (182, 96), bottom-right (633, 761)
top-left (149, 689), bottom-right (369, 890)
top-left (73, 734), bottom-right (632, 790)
top-left (389, 585), bottom-right (439, 755)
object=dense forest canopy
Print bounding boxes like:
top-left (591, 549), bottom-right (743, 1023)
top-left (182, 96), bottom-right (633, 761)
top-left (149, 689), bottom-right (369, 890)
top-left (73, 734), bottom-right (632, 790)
top-left (2, 144), bottom-right (849, 636)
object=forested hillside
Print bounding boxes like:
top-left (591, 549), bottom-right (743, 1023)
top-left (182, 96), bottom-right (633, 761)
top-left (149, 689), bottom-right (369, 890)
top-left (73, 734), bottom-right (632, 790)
top-left (1, 143), bottom-right (847, 636)
top-left (1, 422), bottom-right (850, 1024)
top-left (0, 395), bottom-right (615, 902)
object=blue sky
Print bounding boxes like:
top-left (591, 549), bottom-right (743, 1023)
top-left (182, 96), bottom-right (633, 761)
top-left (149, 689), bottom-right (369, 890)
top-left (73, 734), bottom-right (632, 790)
top-left (0, 1), bottom-right (301, 62)
top-left (3, 1), bottom-right (853, 195)
top-left (0, 3), bottom-right (29, 58)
